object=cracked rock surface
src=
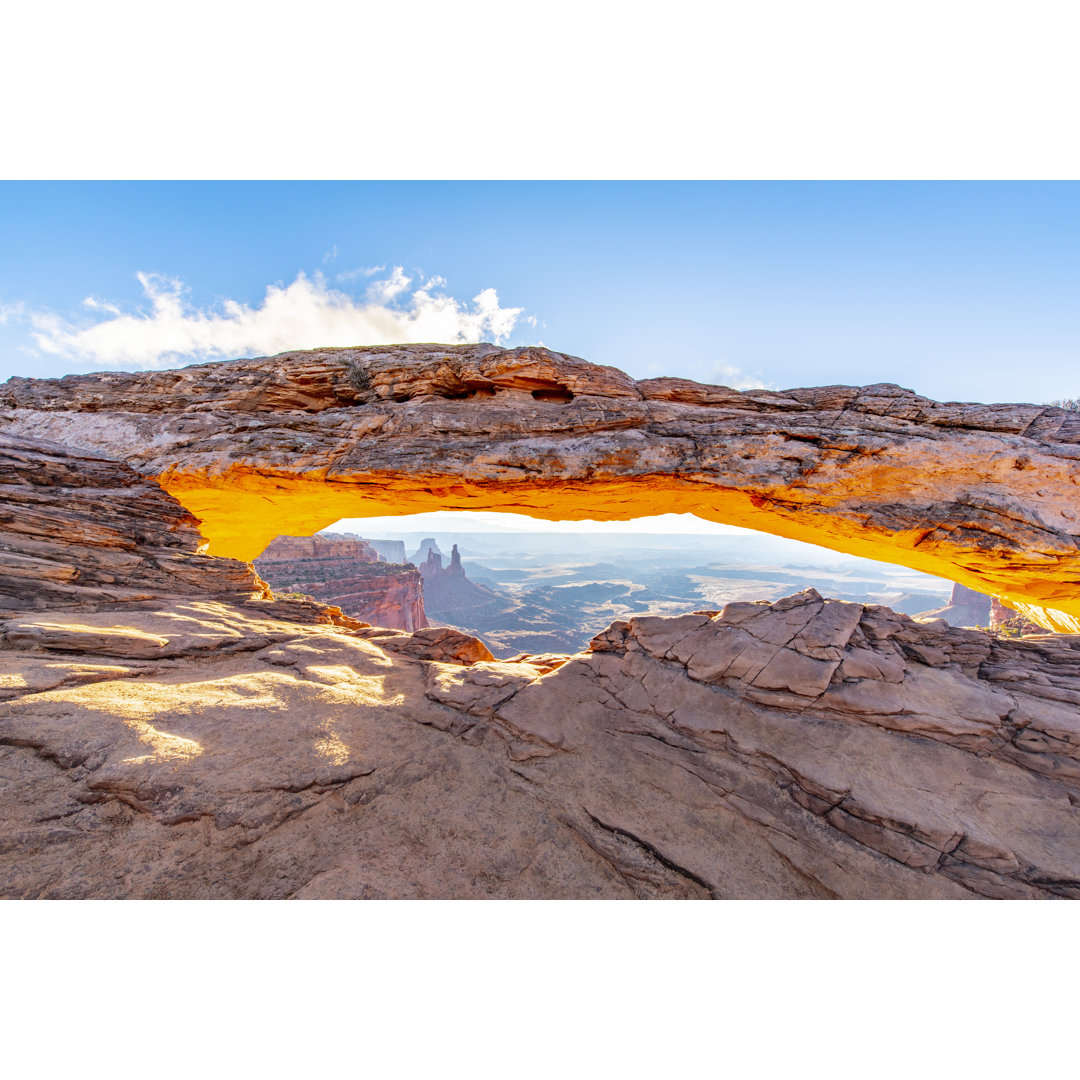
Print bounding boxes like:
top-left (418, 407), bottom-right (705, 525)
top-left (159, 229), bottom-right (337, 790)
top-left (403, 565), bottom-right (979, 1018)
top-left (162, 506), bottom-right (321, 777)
top-left (3, 588), bottom-right (1079, 898)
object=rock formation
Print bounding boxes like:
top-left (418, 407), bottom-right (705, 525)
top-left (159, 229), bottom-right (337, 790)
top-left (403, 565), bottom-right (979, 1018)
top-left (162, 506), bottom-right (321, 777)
top-left (0, 430), bottom-right (267, 616)
top-left (3, 347), bottom-right (1080, 899)
top-left (365, 538), bottom-right (407, 564)
top-left (257, 534), bottom-right (380, 564)
top-left (0, 431), bottom-right (365, 630)
top-left (3, 344), bottom-right (1079, 631)
top-left (990, 598), bottom-right (1043, 637)
top-left (3, 559), bottom-right (1079, 897)
top-left (916, 582), bottom-right (993, 628)
top-left (417, 542), bottom-right (466, 582)
top-left (255, 534), bottom-right (427, 632)
top-left (416, 541), bottom-right (522, 648)
top-left (411, 538), bottom-right (444, 566)
top-left (915, 582), bottom-right (1039, 635)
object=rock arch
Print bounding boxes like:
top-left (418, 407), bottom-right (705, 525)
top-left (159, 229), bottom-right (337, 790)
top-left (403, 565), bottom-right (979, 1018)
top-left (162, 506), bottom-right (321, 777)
top-left (3, 343), bottom-right (1079, 631)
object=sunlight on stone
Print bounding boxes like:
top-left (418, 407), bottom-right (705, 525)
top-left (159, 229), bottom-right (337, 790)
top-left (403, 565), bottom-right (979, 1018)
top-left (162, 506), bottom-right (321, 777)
top-left (78, 674), bottom-right (292, 720)
top-left (120, 718), bottom-right (203, 765)
top-left (314, 730), bottom-right (351, 765)
top-left (162, 452), bottom-right (1080, 632)
top-left (303, 666), bottom-right (405, 706)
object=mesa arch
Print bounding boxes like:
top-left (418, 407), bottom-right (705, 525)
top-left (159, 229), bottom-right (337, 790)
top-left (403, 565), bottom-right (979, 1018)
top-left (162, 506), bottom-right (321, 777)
top-left (2, 343), bottom-right (1078, 632)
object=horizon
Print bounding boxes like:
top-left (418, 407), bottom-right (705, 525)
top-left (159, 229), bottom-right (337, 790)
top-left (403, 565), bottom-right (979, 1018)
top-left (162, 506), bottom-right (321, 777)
top-left (321, 513), bottom-right (954, 588)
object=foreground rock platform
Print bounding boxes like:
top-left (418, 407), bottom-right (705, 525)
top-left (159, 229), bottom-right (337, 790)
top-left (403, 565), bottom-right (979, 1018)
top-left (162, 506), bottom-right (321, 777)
top-left (2, 590), bottom-right (1078, 899)
top-left (3, 343), bottom-right (1079, 630)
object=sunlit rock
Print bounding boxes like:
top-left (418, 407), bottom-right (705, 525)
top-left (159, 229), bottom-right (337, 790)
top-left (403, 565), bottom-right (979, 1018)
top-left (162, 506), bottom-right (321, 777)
top-left (4, 343), bottom-right (1078, 629)
top-left (3, 347), bottom-right (1080, 899)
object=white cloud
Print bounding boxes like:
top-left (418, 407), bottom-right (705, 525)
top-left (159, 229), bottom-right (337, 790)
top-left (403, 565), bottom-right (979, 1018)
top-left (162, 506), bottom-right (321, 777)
top-left (704, 362), bottom-right (776, 391)
top-left (335, 265), bottom-right (385, 282)
top-left (638, 359), bottom-right (775, 391)
top-left (82, 296), bottom-right (123, 315)
top-left (27, 268), bottom-right (528, 370)
top-left (0, 301), bottom-right (25, 325)
top-left (365, 266), bottom-right (412, 303)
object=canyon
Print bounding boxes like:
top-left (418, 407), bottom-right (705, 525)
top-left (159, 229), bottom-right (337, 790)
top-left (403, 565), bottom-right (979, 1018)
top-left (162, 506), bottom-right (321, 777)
top-left (342, 529), bottom-right (955, 658)
top-left (2, 345), bottom-right (1079, 899)
top-left (254, 533), bottom-right (426, 632)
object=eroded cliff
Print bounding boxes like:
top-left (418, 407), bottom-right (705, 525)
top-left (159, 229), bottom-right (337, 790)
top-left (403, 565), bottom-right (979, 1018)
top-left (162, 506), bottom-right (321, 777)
top-left (3, 578), bottom-right (1079, 898)
top-left (255, 534), bottom-right (427, 632)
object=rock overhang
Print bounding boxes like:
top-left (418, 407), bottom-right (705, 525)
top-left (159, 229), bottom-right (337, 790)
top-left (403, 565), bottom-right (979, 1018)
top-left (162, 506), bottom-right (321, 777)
top-left (2, 343), bottom-right (1079, 631)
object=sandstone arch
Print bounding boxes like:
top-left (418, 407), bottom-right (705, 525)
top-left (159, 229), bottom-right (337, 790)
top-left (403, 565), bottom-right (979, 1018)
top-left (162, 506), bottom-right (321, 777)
top-left (3, 343), bottom-right (1079, 631)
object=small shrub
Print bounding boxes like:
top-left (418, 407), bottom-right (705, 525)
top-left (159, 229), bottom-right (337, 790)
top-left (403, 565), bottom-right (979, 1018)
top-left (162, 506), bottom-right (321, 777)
top-left (345, 359), bottom-right (371, 394)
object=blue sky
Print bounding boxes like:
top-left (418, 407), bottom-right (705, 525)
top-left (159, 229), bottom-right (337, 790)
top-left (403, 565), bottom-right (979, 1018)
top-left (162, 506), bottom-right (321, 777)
top-left (1, 181), bottom-right (1077, 404)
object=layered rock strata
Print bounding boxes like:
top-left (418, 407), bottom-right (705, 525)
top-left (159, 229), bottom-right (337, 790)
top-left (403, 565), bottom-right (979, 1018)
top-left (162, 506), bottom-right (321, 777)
top-left (3, 344), bottom-right (1078, 630)
top-left (3, 348), bottom-right (1080, 899)
top-left (0, 431), bottom-right (365, 631)
top-left (256, 534), bottom-right (380, 564)
top-left (3, 586), bottom-right (1078, 899)
top-left (0, 431), bottom-right (263, 615)
top-left (255, 534), bottom-right (427, 632)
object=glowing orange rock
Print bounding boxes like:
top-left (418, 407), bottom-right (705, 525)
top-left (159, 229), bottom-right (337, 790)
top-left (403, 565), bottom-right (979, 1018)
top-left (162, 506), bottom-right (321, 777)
top-left (3, 344), bottom-right (1079, 631)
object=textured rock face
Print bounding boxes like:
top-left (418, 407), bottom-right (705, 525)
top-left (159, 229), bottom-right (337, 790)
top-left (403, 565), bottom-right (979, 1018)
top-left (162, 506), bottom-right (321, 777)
top-left (0, 431), bottom-right (266, 615)
top-left (257, 534), bottom-right (379, 563)
top-left (990, 597), bottom-right (1043, 636)
top-left (255, 534), bottom-right (427, 632)
top-left (0, 432), bottom-right (368, 631)
top-left (3, 344), bottom-right (1079, 631)
top-left (3, 587), bottom-right (1079, 899)
top-left (916, 582), bottom-right (993, 628)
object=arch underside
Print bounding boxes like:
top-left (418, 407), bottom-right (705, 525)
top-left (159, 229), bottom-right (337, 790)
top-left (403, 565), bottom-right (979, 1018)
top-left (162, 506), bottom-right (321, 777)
top-left (162, 467), bottom-right (1080, 635)
top-left (4, 344), bottom-right (1078, 633)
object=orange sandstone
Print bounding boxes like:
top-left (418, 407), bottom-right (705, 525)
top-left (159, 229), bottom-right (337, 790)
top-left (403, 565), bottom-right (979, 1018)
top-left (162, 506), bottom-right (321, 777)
top-left (3, 343), bottom-right (1079, 631)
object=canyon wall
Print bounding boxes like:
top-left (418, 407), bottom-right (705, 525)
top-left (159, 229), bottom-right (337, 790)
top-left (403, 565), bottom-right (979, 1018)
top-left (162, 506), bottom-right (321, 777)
top-left (916, 583), bottom-right (993, 628)
top-left (257, 534), bottom-right (380, 563)
top-left (366, 538), bottom-right (407, 564)
top-left (255, 534), bottom-right (426, 632)
top-left (2, 344), bottom-right (1078, 631)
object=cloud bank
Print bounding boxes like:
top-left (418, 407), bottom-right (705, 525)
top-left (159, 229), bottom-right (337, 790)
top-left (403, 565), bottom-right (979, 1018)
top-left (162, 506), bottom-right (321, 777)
top-left (29, 269), bottom-right (528, 370)
top-left (638, 358), bottom-right (775, 392)
top-left (704, 362), bottom-right (777, 392)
